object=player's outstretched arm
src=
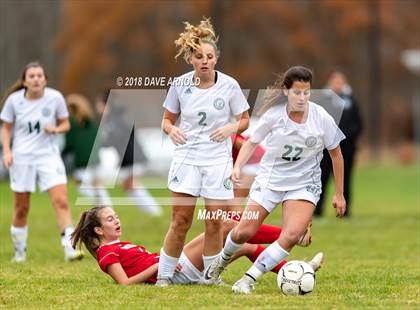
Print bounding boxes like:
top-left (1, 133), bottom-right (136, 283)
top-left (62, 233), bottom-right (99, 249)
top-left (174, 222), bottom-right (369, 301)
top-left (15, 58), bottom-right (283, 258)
top-left (328, 146), bottom-right (346, 217)
top-left (107, 263), bottom-right (159, 285)
top-left (1, 122), bottom-right (13, 168)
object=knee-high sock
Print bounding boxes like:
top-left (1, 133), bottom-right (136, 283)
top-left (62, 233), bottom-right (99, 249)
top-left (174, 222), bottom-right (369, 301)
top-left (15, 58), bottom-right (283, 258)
top-left (157, 248), bottom-right (179, 278)
top-left (248, 224), bottom-right (282, 244)
top-left (246, 241), bottom-right (289, 280)
top-left (246, 244), bottom-right (287, 274)
top-left (61, 226), bottom-right (75, 249)
top-left (221, 231), bottom-right (244, 262)
top-left (11, 225), bottom-right (28, 253)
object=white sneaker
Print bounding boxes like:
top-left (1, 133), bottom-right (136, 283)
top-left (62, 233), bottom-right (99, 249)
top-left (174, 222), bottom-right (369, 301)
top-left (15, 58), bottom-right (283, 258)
top-left (64, 247), bottom-right (84, 262)
top-left (308, 252), bottom-right (324, 272)
top-left (11, 251), bottom-right (26, 263)
top-left (297, 221), bottom-right (312, 247)
top-left (203, 255), bottom-right (229, 284)
top-left (155, 277), bottom-right (171, 287)
top-left (232, 275), bottom-right (256, 294)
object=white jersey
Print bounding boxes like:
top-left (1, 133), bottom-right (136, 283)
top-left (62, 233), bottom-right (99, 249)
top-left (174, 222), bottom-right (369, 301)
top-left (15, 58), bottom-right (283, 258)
top-left (250, 102), bottom-right (345, 191)
top-left (0, 87), bottom-right (69, 163)
top-left (163, 71), bottom-right (249, 165)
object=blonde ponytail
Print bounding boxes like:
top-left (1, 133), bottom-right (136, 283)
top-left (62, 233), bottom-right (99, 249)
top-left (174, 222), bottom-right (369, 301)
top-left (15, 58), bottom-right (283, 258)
top-left (174, 17), bottom-right (219, 63)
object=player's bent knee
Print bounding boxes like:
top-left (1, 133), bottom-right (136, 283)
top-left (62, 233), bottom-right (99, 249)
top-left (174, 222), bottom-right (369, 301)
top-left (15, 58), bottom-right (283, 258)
top-left (171, 215), bottom-right (193, 234)
top-left (282, 230), bottom-right (302, 246)
top-left (205, 218), bottom-right (222, 230)
top-left (52, 197), bottom-right (69, 210)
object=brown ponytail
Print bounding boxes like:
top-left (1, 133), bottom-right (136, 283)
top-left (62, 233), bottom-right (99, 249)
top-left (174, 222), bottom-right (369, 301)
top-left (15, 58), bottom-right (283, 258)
top-left (72, 206), bottom-right (106, 258)
top-left (258, 66), bottom-right (313, 116)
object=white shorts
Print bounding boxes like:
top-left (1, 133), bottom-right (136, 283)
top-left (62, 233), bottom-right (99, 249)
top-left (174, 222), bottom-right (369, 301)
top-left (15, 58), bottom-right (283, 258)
top-left (171, 252), bottom-right (203, 284)
top-left (10, 158), bottom-right (67, 193)
top-left (249, 181), bottom-right (320, 213)
top-left (168, 161), bottom-right (233, 200)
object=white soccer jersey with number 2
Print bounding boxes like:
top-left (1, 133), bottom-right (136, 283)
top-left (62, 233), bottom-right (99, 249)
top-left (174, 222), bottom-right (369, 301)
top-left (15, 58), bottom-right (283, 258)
top-left (0, 87), bottom-right (69, 164)
top-left (250, 102), bottom-right (345, 192)
top-left (163, 71), bottom-right (249, 166)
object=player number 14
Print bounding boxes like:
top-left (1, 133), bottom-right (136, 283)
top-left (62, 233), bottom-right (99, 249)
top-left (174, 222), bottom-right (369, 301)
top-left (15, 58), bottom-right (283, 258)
top-left (28, 121), bottom-right (41, 134)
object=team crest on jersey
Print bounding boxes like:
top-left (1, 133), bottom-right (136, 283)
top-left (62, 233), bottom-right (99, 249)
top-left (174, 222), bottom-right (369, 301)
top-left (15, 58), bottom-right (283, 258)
top-left (223, 177), bottom-right (233, 190)
top-left (213, 98), bottom-right (225, 110)
top-left (306, 184), bottom-right (321, 196)
top-left (42, 107), bottom-right (51, 117)
top-left (305, 136), bottom-right (317, 147)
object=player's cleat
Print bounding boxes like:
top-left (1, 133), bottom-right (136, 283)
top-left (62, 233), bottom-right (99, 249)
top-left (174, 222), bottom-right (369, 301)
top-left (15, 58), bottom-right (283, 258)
top-left (308, 252), bottom-right (324, 272)
top-left (155, 277), bottom-right (171, 287)
top-left (214, 276), bottom-right (228, 287)
top-left (202, 275), bottom-right (227, 286)
top-left (11, 251), bottom-right (26, 263)
top-left (203, 255), bottom-right (229, 284)
top-left (297, 221), bottom-right (312, 247)
top-left (64, 248), bottom-right (84, 262)
top-left (232, 274), bottom-right (256, 294)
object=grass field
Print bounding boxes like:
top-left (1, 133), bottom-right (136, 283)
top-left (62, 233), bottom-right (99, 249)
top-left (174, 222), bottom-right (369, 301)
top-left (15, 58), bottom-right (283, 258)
top-left (1, 164), bottom-right (419, 309)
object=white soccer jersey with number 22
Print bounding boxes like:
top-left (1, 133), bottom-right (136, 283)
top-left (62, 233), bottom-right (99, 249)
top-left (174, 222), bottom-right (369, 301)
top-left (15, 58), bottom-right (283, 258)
top-left (250, 102), bottom-right (345, 192)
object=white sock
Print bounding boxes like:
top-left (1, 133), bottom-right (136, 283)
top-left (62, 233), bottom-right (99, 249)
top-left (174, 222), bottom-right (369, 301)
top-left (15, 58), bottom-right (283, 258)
top-left (61, 226), bottom-right (75, 249)
top-left (203, 253), bottom-right (219, 271)
top-left (221, 231), bottom-right (243, 261)
top-left (157, 248), bottom-right (179, 278)
top-left (128, 188), bottom-right (162, 215)
top-left (246, 241), bottom-right (289, 281)
top-left (77, 186), bottom-right (97, 198)
top-left (11, 225), bottom-right (28, 254)
top-left (95, 188), bottom-right (112, 205)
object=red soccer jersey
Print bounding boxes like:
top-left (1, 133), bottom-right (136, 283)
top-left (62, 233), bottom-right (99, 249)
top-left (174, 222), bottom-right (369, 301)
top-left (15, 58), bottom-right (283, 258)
top-left (96, 241), bottom-right (159, 283)
top-left (231, 134), bottom-right (265, 164)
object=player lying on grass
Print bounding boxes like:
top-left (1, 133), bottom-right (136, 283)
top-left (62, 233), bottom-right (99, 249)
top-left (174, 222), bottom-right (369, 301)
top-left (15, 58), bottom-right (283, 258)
top-left (72, 206), bottom-right (322, 285)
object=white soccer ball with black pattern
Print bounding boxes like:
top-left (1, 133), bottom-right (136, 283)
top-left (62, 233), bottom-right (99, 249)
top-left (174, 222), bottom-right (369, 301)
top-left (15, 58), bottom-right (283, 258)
top-left (277, 260), bottom-right (315, 295)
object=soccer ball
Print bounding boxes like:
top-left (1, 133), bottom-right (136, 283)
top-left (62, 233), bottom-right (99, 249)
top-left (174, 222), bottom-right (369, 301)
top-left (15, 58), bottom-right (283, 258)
top-left (277, 260), bottom-right (315, 295)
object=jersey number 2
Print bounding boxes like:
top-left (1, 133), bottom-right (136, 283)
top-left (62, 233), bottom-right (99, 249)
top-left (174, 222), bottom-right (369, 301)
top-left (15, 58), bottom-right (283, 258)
top-left (281, 145), bottom-right (303, 161)
top-left (28, 121), bottom-right (41, 134)
top-left (198, 112), bottom-right (207, 126)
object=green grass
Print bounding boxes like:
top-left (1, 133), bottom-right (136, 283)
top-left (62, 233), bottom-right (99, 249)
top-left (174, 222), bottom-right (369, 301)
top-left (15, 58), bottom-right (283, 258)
top-left (1, 164), bottom-right (419, 309)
